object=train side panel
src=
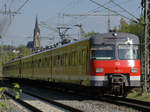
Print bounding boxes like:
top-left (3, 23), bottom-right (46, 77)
top-left (3, 60), bottom-right (20, 78)
top-left (32, 52), bottom-right (52, 81)
top-left (51, 39), bottom-right (91, 85)
top-left (21, 56), bottom-right (33, 79)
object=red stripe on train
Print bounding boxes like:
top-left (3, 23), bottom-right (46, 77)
top-left (90, 60), bottom-right (141, 76)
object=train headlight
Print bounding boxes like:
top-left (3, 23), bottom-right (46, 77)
top-left (96, 68), bottom-right (104, 73)
top-left (131, 68), bottom-right (138, 73)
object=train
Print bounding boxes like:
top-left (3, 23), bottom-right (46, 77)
top-left (3, 32), bottom-right (141, 97)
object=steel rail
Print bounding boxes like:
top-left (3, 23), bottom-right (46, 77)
top-left (22, 90), bottom-right (83, 112)
top-left (5, 92), bottom-right (42, 112)
top-left (99, 95), bottom-right (150, 112)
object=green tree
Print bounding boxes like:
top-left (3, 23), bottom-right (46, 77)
top-left (84, 31), bottom-right (97, 37)
top-left (117, 17), bottom-right (144, 38)
top-left (18, 45), bottom-right (32, 57)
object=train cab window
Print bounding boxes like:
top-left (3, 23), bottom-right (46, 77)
top-left (118, 45), bottom-right (139, 60)
top-left (91, 45), bottom-right (115, 60)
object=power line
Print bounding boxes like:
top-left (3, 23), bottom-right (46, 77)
top-left (16, 0), bottom-right (30, 12)
top-left (88, 0), bottom-right (134, 15)
top-left (110, 0), bottom-right (139, 21)
top-left (71, 1), bottom-right (112, 23)
top-left (89, 0), bottom-right (137, 22)
top-left (87, 1), bottom-right (111, 13)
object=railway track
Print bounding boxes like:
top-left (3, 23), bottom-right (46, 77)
top-left (22, 90), bottom-right (82, 112)
top-left (45, 84), bottom-right (150, 112)
top-left (4, 87), bottom-right (82, 112)
top-left (5, 92), bottom-right (42, 112)
top-left (2, 80), bottom-right (150, 112)
top-left (99, 95), bottom-right (150, 112)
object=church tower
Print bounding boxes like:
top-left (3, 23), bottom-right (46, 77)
top-left (33, 16), bottom-right (41, 51)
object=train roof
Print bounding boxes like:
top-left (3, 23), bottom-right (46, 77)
top-left (90, 32), bottom-right (139, 45)
top-left (6, 32), bottom-right (139, 64)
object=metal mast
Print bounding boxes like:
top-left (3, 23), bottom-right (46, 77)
top-left (143, 0), bottom-right (150, 92)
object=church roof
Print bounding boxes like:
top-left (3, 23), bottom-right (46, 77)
top-left (34, 16), bottom-right (40, 37)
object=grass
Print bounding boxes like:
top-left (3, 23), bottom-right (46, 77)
top-left (127, 90), bottom-right (150, 102)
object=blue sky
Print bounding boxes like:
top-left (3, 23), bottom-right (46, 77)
top-left (0, 0), bottom-right (141, 47)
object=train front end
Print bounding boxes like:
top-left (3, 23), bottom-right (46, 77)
top-left (90, 32), bottom-right (141, 96)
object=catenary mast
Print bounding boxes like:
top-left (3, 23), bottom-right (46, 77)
top-left (142, 0), bottom-right (150, 92)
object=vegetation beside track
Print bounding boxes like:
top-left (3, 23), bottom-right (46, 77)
top-left (127, 90), bottom-right (150, 102)
top-left (0, 45), bottom-right (32, 76)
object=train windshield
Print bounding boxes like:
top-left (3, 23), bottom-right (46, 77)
top-left (91, 45), bottom-right (115, 60)
top-left (118, 45), bottom-right (139, 60)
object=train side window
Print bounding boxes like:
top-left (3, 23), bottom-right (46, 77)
top-left (68, 53), bottom-right (72, 66)
top-left (72, 52), bottom-right (75, 66)
top-left (38, 58), bottom-right (41, 67)
top-left (78, 51), bottom-right (80, 65)
top-left (74, 52), bottom-right (76, 65)
top-left (53, 56), bottom-right (56, 66)
top-left (41, 58), bottom-right (43, 67)
top-left (79, 50), bottom-right (83, 65)
top-left (62, 55), bottom-right (64, 66)
top-left (54, 56), bottom-right (56, 66)
top-left (42, 57), bottom-right (45, 67)
top-left (54, 55), bottom-right (58, 66)
top-left (26, 61), bottom-right (28, 68)
top-left (45, 57), bottom-right (48, 66)
top-left (75, 52), bottom-right (78, 65)
top-left (63, 54), bottom-right (65, 66)
top-left (65, 54), bottom-right (68, 66)
top-left (57, 55), bottom-right (60, 65)
top-left (60, 55), bottom-right (63, 65)
top-left (80, 49), bottom-right (85, 65)
top-left (28, 61), bottom-right (31, 68)
top-left (52, 56), bottom-right (55, 66)
top-left (83, 50), bottom-right (86, 64)
top-left (36, 59), bottom-right (38, 67)
top-left (45, 57), bottom-right (49, 66)
top-left (71, 53), bottom-right (73, 65)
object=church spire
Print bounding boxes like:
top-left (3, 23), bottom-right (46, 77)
top-left (33, 16), bottom-right (41, 51)
top-left (34, 16), bottom-right (40, 37)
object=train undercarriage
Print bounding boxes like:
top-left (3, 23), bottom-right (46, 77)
top-left (107, 74), bottom-right (129, 97)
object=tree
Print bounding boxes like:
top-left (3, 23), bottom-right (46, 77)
top-left (117, 17), bottom-right (144, 38)
top-left (18, 45), bottom-right (32, 56)
top-left (84, 31), bottom-right (97, 37)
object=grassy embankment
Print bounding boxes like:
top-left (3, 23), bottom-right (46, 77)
top-left (127, 90), bottom-right (150, 102)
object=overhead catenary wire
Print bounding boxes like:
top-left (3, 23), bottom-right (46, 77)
top-left (16, 0), bottom-right (30, 12)
top-left (89, 0), bottom-right (135, 16)
top-left (87, 1), bottom-right (111, 13)
top-left (89, 0), bottom-right (138, 22)
top-left (110, 0), bottom-right (139, 21)
top-left (62, 1), bottom-right (112, 29)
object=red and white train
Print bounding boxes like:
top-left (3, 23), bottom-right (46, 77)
top-left (3, 32), bottom-right (141, 97)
